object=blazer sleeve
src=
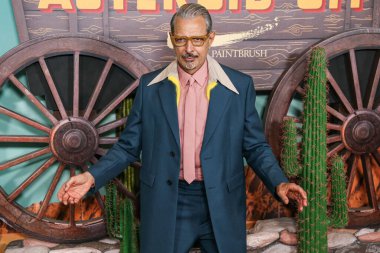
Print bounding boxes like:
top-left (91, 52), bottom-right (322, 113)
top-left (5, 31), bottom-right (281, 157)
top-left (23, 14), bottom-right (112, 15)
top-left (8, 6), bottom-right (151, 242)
top-left (242, 77), bottom-right (289, 198)
top-left (88, 77), bottom-right (144, 192)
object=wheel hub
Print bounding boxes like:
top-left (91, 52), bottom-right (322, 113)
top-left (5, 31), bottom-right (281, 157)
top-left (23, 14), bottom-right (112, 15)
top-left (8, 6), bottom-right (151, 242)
top-left (50, 118), bottom-right (98, 165)
top-left (342, 110), bottom-right (380, 154)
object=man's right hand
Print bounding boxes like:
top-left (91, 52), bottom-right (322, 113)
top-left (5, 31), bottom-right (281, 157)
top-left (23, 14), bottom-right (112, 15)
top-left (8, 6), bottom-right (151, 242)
top-left (57, 171), bottom-right (95, 205)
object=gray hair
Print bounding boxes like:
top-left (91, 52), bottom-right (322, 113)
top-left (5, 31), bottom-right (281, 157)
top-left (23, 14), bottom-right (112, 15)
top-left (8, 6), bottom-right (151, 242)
top-left (170, 3), bottom-right (212, 34)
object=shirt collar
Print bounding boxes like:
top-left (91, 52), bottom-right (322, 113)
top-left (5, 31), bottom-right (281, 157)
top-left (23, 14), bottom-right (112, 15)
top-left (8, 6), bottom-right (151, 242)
top-left (178, 60), bottom-right (208, 88)
top-left (147, 55), bottom-right (239, 94)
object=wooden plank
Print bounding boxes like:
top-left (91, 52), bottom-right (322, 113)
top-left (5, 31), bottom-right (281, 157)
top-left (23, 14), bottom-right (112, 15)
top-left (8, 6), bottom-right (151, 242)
top-left (20, 4), bottom-right (375, 41)
top-left (77, 13), bottom-right (104, 36)
top-left (121, 39), bottom-right (317, 70)
top-left (345, 0), bottom-right (352, 29)
top-left (103, 0), bottom-right (110, 37)
top-left (24, 10), bottom-right (69, 39)
top-left (109, 9), bottom-right (347, 42)
top-left (241, 69), bottom-right (284, 91)
top-left (12, 0), bottom-right (30, 42)
top-left (21, 0), bottom-right (374, 11)
top-left (373, 0), bottom-right (380, 27)
top-left (21, 0), bottom-right (40, 11)
top-left (69, 12), bottom-right (78, 33)
top-left (350, 8), bottom-right (373, 29)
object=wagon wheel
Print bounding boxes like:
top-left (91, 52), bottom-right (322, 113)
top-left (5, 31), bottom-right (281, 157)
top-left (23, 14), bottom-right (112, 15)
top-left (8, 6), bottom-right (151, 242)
top-left (0, 35), bottom-right (150, 242)
top-left (265, 29), bottom-right (380, 227)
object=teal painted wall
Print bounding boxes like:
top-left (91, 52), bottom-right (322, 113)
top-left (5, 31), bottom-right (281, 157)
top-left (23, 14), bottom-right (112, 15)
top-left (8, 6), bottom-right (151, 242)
top-left (0, 1), bottom-right (19, 54)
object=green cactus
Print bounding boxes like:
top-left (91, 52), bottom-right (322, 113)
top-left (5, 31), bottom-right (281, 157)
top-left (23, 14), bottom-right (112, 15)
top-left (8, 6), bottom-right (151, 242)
top-left (105, 182), bottom-right (120, 238)
top-left (298, 46), bottom-right (329, 253)
top-left (281, 117), bottom-right (302, 177)
top-left (281, 47), bottom-right (347, 253)
top-left (105, 182), bottom-right (138, 253)
top-left (120, 198), bottom-right (138, 253)
top-left (104, 97), bottom-right (139, 253)
top-left (329, 155), bottom-right (348, 228)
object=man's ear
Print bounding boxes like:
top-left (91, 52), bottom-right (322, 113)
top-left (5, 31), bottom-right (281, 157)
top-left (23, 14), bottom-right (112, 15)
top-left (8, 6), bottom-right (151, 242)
top-left (208, 31), bottom-right (216, 47)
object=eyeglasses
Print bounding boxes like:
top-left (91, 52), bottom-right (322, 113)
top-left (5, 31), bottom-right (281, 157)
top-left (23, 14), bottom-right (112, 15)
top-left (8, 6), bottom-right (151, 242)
top-left (170, 33), bottom-right (210, 47)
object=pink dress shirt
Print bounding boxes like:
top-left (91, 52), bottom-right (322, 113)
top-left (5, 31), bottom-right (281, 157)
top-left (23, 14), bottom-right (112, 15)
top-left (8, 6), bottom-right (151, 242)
top-left (177, 61), bottom-right (209, 181)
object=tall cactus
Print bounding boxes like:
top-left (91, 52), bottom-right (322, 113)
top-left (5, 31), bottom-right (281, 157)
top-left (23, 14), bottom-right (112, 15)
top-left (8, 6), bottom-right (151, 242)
top-left (105, 97), bottom-right (139, 253)
top-left (105, 183), bottom-right (138, 253)
top-left (299, 46), bottom-right (328, 253)
top-left (281, 48), bottom-right (349, 252)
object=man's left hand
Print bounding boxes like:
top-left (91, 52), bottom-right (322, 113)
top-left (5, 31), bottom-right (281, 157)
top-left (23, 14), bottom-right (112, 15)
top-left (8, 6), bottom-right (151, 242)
top-left (276, 182), bottom-right (308, 212)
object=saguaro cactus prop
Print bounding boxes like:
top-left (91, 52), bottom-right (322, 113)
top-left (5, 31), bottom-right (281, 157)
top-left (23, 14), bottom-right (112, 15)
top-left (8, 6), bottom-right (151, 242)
top-left (105, 97), bottom-right (139, 253)
top-left (281, 47), bottom-right (329, 253)
top-left (298, 46), bottom-right (328, 253)
top-left (105, 183), bottom-right (138, 253)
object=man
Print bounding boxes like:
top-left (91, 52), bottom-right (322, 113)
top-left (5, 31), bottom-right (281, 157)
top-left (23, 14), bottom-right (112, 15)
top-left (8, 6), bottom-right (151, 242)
top-left (58, 3), bottom-right (307, 253)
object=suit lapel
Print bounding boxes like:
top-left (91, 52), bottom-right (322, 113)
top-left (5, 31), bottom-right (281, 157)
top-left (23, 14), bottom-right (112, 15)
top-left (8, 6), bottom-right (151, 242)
top-left (202, 82), bottom-right (232, 148)
top-left (158, 79), bottom-right (180, 148)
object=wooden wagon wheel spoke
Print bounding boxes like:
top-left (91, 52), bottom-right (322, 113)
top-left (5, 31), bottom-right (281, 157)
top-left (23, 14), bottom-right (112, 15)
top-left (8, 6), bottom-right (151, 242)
top-left (113, 178), bottom-right (137, 201)
top-left (69, 166), bottom-right (76, 227)
top-left (327, 105), bottom-right (347, 122)
top-left (7, 157), bottom-right (57, 202)
top-left (372, 151), bottom-right (380, 166)
top-left (97, 118), bottom-right (127, 134)
top-left (131, 161), bottom-right (142, 170)
top-left (0, 136), bottom-right (49, 143)
top-left (365, 54), bottom-right (380, 109)
top-left (361, 155), bottom-right (378, 210)
top-left (8, 74), bottom-right (58, 125)
top-left (0, 147), bottom-right (51, 171)
top-left (92, 79), bottom-right (139, 126)
top-left (327, 69), bottom-right (355, 114)
top-left (327, 143), bottom-right (345, 158)
top-left (295, 86), bottom-right (305, 96)
top-left (327, 134), bottom-right (342, 144)
top-left (327, 123), bottom-right (342, 131)
top-left (347, 155), bottom-right (358, 200)
top-left (0, 106), bottom-right (50, 133)
top-left (94, 192), bottom-right (105, 215)
top-left (90, 156), bottom-right (98, 164)
top-left (73, 52), bottom-right (80, 118)
top-left (96, 148), bottom-right (108, 156)
top-left (342, 150), bottom-right (352, 162)
top-left (99, 137), bottom-right (119, 145)
top-left (84, 59), bottom-right (114, 120)
top-left (37, 162), bottom-right (66, 220)
top-left (38, 57), bottom-right (68, 120)
top-left (349, 49), bottom-right (363, 110)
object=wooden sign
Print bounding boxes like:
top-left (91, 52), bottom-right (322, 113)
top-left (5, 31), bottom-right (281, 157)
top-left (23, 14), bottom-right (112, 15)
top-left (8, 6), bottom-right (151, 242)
top-left (12, 0), bottom-right (379, 90)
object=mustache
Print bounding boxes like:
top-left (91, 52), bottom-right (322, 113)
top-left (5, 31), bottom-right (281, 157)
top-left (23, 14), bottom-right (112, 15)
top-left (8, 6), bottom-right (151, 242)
top-left (182, 53), bottom-right (198, 58)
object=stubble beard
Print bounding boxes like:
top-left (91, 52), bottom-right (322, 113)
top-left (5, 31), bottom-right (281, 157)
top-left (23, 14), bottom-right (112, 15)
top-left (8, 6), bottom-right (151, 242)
top-left (183, 61), bottom-right (196, 71)
top-left (181, 53), bottom-right (198, 72)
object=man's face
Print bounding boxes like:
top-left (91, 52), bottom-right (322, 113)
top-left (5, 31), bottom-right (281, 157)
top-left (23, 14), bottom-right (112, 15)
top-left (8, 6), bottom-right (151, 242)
top-left (172, 16), bottom-right (215, 75)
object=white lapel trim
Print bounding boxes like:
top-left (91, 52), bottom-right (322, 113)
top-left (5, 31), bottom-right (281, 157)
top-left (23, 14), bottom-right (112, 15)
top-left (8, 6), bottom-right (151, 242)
top-left (147, 55), bottom-right (239, 95)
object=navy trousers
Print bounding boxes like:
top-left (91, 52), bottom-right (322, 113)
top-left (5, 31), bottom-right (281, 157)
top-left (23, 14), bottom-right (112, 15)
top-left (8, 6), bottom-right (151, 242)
top-left (174, 180), bottom-right (219, 253)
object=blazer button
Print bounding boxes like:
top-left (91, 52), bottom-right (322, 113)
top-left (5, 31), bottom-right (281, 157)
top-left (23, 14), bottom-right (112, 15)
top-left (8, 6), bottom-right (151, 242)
top-left (167, 180), bottom-right (173, 186)
top-left (170, 151), bottom-right (175, 157)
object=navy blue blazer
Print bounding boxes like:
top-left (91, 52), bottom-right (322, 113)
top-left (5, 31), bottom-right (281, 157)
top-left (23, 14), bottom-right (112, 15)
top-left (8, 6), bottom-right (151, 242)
top-left (89, 63), bottom-right (288, 253)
